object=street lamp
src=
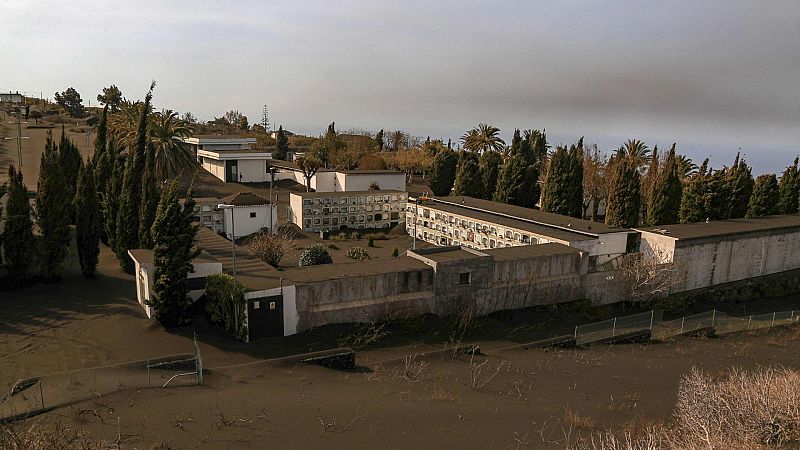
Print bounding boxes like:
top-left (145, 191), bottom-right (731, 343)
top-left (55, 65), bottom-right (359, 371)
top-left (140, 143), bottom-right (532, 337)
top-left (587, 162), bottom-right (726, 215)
top-left (269, 166), bottom-right (277, 233)
top-left (217, 203), bottom-right (236, 277)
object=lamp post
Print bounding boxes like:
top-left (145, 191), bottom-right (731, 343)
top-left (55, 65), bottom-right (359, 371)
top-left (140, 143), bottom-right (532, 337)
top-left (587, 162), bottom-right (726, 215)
top-left (269, 167), bottom-right (277, 233)
top-left (217, 204), bottom-right (236, 277)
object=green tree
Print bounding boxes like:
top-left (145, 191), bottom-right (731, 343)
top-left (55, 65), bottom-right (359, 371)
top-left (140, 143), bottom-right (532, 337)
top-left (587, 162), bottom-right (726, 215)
top-left (778, 157), bottom-right (800, 214)
top-left (29, 109), bottom-right (42, 124)
top-left (428, 148), bottom-right (458, 196)
top-left (36, 132), bottom-right (71, 279)
top-left (103, 150), bottom-right (124, 250)
top-left (58, 127), bottom-right (83, 222)
top-left (138, 145), bottom-right (161, 249)
top-left (75, 161), bottom-right (101, 278)
top-left (97, 85), bottom-right (123, 112)
top-left (274, 125), bottom-right (289, 160)
top-left (605, 154), bottom-right (641, 227)
top-left (116, 84), bottom-right (154, 272)
top-left (204, 273), bottom-right (247, 341)
top-left (646, 144), bottom-right (683, 226)
top-left (522, 129), bottom-right (548, 168)
top-left (746, 174), bottom-right (780, 218)
top-left (148, 180), bottom-right (199, 327)
top-left (460, 123), bottom-right (505, 154)
top-left (453, 151), bottom-right (483, 198)
top-left (725, 153), bottom-right (754, 219)
top-left (679, 159), bottom-right (709, 223)
top-left (298, 244), bottom-right (333, 266)
top-left (493, 154), bottom-right (527, 205)
top-left (479, 151), bottom-right (502, 200)
top-left (149, 109), bottom-right (194, 179)
top-left (296, 155), bottom-right (322, 192)
top-left (375, 129), bottom-right (385, 151)
top-left (542, 139), bottom-right (583, 218)
top-left (54, 87), bottom-right (85, 118)
top-left (2, 166), bottom-right (35, 281)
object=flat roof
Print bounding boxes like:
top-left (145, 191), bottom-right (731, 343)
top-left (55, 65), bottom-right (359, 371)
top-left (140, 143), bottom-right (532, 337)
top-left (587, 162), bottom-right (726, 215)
top-left (635, 215), bottom-right (800, 241)
top-left (196, 227), bottom-right (281, 291)
top-left (186, 135), bottom-right (257, 142)
top-left (290, 190), bottom-right (406, 198)
top-left (430, 196), bottom-right (624, 235)
top-left (337, 170), bottom-right (404, 175)
top-left (416, 198), bottom-right (600, 242)
top-left (199, 148), bottom-right (270, 154)
top-left (277, 256), bottom-right (431, 284)
top-left (409, 246), bottom-right (486, 263)
top-left (128, 249), bottom-right (218, 265)
top-left (484, 242), bottom-right (583, 261)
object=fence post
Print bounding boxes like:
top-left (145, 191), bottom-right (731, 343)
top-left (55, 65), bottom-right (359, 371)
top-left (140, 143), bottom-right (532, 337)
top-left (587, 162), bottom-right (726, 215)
top-left (574, 326), bottom-right (578, 340)
top-left (147, 359), bottom-right (150, 389)
top-left (650, 310), bottom-right (654, 330)
top-left (771, 312), bottom-right (776, 328)
top-left (39, 381), bottom-right (44, 411)
top-left (680, 317), bottom-right (685, 334)
top-left (747, 316), bottom-right (752, 331)
top-left (612, 317), bottom-right (617, 337)
top-left (711, 310), bottom-right (716, 328)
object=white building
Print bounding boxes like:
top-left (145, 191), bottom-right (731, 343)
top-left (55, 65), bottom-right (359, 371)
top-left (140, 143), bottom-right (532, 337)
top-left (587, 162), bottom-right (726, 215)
top-left (407, 196), bottom-right (634, 267)
top-left (128, 250), bottom-right (222, 318)
top-left (185, 135), bottom-right (274, 183)
top-left (269, 159), bottom-right (406, 192)
top-left (218, 192), bottom-right (278, 239)
top-left (289, 190), bottom-right (407, 232)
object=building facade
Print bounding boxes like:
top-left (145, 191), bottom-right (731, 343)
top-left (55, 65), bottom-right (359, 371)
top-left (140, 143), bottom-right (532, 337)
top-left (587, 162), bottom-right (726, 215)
top-left (193, 192), bottom-right (278, 239)
top-left (185, 136), bottom-right (275, 183)
top-left (288, 190), bottom-right (408, 232)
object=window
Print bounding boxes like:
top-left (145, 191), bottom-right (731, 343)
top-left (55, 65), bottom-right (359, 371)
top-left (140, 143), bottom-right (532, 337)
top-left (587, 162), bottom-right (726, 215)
top-left (313, 218), bottom-right (321, 225)
top-left (250, 212), bottom-right (256, 218)
top-left (303, 199), bottom-right (312, 205)
top-left (459, 272), bottom-right (471, 285)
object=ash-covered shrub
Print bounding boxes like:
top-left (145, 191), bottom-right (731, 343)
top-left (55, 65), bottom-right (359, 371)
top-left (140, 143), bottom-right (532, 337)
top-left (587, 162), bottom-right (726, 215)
top-left (298, 244), bottom-right (333, 266)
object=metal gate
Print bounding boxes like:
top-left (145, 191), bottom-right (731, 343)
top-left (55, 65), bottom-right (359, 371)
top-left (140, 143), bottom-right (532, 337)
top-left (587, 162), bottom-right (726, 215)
top-left (247, 295), bottom-right (284, 340)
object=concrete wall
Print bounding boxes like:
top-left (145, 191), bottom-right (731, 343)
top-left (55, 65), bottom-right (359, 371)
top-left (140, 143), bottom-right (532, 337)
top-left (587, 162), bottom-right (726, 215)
top-left (237, 159), bottom-right (269, 183)
top-left (223, 205), bottom-right (278, 238)
top-left (202, 158), bottom-right (226, 182)
top-left (342, 173), bottom-right (406, 191)
top-left (670, 229), bottom-right (800, 292)
top-left (311, 172), bottom-right (336, 192)
top-left (132, 260), bottom-right (222, 319)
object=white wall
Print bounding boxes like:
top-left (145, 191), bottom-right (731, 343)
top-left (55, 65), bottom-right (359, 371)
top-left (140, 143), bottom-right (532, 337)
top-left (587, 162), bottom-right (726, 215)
top-left (202, 158), bottom-right (226, 182)
top-left (342, 173), bottom-right (406, 191)
top-left (237, 159), bottom-right (269, 183)
top-left (224, 205), bottom-right (278, 238)
top-left (288, 194), bottom-right (304, 228)
top-left (244, 286), bottom-right (297, 337)
top-left (134, 260), bottom-right (222, 318)
top-left (311, 172), bottom-right (336, 192)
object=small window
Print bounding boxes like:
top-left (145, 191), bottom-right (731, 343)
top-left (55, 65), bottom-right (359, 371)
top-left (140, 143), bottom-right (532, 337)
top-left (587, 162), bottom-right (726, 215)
top-left (250, 212), bottom-right (257, 218)
top-left (459, 272), bottom-right (471, 285)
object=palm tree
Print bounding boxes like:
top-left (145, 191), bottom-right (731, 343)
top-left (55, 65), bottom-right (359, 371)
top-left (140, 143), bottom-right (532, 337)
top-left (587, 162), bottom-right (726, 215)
top-left (620, 139), bottom-right (651, 173)
top-left (675, 154), bottom-right (698, 180)
top-left (461, 123), bottom-right (505, 154)
top-left (149, 110), bottom-right (194, 179)
top-left (108, 99), bottom-right (147, 151)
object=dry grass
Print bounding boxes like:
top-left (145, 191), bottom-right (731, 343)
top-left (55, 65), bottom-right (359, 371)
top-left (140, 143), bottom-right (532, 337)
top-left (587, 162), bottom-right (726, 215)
top-left (563, 406), bottom-right (598, 429)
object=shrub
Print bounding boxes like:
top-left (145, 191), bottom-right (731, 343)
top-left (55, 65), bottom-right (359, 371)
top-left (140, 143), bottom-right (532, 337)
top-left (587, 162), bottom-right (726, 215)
top-left (350, 231), bottom-right (361, 240)
top-left (392, 247), bottom-right (399, 257)
top-left (299, 244), bottom-right (333, 266)
top-left (248, 230), bottom-right (294, 268)
top-left (327, 243), bottom-right (339, 250)
top-left (333, 232), bottom-right (349, 241)
top-left (367, 236), bottom-right (375, 247)
top-left (345, 246), bottom-right (371, 261)
top-left (204, 273), bottom-right (248, 341)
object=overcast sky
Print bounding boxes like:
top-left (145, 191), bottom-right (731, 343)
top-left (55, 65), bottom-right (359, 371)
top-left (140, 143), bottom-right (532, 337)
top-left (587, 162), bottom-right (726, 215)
top-left (2, 0), bottom-right (799, 173)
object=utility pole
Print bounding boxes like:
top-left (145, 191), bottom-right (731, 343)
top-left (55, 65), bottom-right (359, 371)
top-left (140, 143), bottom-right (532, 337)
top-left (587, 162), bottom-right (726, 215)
top-left (4, 106), bottom-right (29, 167)
top-left (262, 105), bottom-right (270, 134)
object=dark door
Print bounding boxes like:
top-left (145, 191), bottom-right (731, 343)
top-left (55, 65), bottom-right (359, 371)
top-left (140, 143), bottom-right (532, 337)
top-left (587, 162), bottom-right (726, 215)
top-left (226, 160), bottom-right (238, 182)
top-left (247, 295), bottom-right (284, 340)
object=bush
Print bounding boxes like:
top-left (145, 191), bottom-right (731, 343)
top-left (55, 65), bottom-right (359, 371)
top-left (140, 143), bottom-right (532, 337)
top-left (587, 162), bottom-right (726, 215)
top-left (367, 236), bottom-right (375, 247)
top-left (345, 246), bottom-right (371, 261)
top-left (299, 244), bottom-right (333, 266)
top-left (248, 230), bottom-right (294, 268)
top-left (204, 274), bottom-right (248, 341)
top-left (333, 232), bottom-right (350, 241)
top-left (350, 231), bottom-right (361, 240)
top-left (391, 247), bottom-right (399, 257)
top-left (327, 243), bottom-right (339, 250)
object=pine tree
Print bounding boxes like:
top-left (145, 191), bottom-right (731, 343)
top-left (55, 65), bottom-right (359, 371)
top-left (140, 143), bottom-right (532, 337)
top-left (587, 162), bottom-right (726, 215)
top-left (605, 154), bottom-right (641, 227)
top-left (149, 180), bottom-right (200, 327)
top-left (2, 165), bottom-right (35, 281)
top-left (274, 125), bottom-right (289, 160)
top-left (479, 151), bottom-right (502, 200)
top-left (75, 161), bottom-right (101, 278)
top-left (36, 131), bottom-right (71, 279)
top-left (746, 174), bottom-right (780, 218)
top-left (59, 127), bottom-right (83, 223)
top-left (679, 159), bottom-right (709, 223)
top-left (646, 144), bottom-right (682, 226)
top-left (138, 145), bottom-right (161, 249)
top-left (725, 153), bottom-right (754, 219)
top-left (428, 148), bottom-right (458, 196)
top-left (778, 157), bottom-right (800, 214)
top-left (115, 84), bottom-right (154, 272)
top-left (453, 151), bottom-right (483, 198)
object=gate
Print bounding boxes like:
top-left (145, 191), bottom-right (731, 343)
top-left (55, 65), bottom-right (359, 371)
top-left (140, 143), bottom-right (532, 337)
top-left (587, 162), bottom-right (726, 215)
top-left (248, 294), bottom-right (284, 340)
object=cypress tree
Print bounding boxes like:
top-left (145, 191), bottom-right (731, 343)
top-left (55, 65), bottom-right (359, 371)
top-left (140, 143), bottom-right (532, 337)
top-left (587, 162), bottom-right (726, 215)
top-left (479, 151), bottom-right (502, 200)
top-left (746, 174), bottom-right (780, 218)
top-left (75, 161), bottom-right (101, 278)
top-left (679, 159), bottom-right (709, 223)
top-left (428, 148), bottom-right (458, 196)
top-left (705, 168), bottom-right (732, 221)
top-left (59, 127), bottom-right (83, 223)
top-left (274, 125), bottom-right (289, 160)
top-left (493, 154), bottom-right (540, 208)
top-left (375, 129), bottom-right (384, 152)
top-left (605, 154), bottom-right (641, 227)
top-left (778, 157), bottom-right (800, 214)
top-left (92, 104), bottom-right (108, 168)
top-left (525, 129), bottom-right (548, 168)
top-left (508, 129), bottom-right (523, 157)
top-left (115, 84), bottom-right (154, 272)
top-left (2, 165), bottom-right (35, 281)
top-left (36, 131), bottom-right (71, 280)
top-left (725, 153), bottom-right (754, 219)
top-left (149, 180), bottom-right (200, 327)
top-left (139, 145), bottom-right (161, 249)
top-left (103, 150), bottom-right (123, 251)
top-left (646, 143), bottom-right (682, 226)
top-left (542, 139), bottom-right (583, 218)
top-left (453, 151), bottom-right (483, 198)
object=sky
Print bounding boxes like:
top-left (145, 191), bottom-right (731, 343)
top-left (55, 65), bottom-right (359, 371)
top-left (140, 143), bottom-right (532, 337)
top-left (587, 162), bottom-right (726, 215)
top-left (2, 0), bottom-right (799, 173)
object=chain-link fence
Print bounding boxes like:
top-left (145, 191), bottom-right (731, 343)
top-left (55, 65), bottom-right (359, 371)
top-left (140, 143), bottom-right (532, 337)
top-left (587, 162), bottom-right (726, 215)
top-left (575, 310), bottom-right (663, 345)
top-left (0, 341), bottom-right (202, 423)
top-left (575, 309), bottom-right (798, 346)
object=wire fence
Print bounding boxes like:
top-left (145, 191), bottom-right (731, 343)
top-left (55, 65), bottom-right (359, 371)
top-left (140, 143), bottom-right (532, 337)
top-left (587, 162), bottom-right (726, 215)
top-left (0, 340), bottom-right (203, 423)
top-left (575, 309), bottom-right (798, 346)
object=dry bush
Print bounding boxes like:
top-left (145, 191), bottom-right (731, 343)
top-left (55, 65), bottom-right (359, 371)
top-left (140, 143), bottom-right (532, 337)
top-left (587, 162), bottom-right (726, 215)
top-left (571, 427), bottom-right (667, 450)
top-left (616, 245), bottom-right (681, 303)
top-left (247, 230), bottom-right (294, 268)
top-left (673, 366), bottom-right (800, 448)
top-left (337, 321), bottom-right (389, 351)
top-left (564, 406), bottom-right (598, 429)
top-left (394, 355), bottom-right (429, 383)
top-left (469, 357), bottom-right (507, 390)
top-left (0, 422), bottom-right (100, 450)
